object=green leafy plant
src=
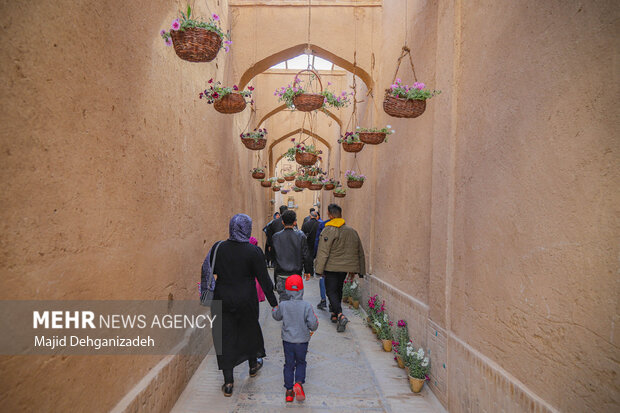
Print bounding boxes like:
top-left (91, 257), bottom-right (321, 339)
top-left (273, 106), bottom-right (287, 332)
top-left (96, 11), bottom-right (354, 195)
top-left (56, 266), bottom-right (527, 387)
top-left (345, 170), bottom-right (366, 182)
top-left (284, 171), bottom-right (297, 177)
top-left (338, 131), bottom-right (361, 144)
top-left (251, 167), bottom-right (265, 173)
top-left (285, 139), bottom-right (323, 161)
top-left (386, 79), bottom-right (440, 101)
top-left (240, 128), bottom-right (267, 142)
top-left (334, 187), bottom-right (347, 195)
top-left (199, 79), bottom-right (254, 104)
top-left (160, 5), bottom-right (231, 50)
top-left (376, 312), bottom-right (394, 341)
top-left (404, 342), bottom-right (430, 380)
top-left (275, 75), bottom-right (352, 110)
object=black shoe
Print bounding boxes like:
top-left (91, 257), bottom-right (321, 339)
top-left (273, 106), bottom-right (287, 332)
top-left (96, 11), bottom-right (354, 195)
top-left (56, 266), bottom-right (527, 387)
top-left (336, 315), bottom-right (349, 332)
top-left (249, 359), bottom-right (263, 377)
top-left (331, 313), bottom-right (338, 323)
top-left (222, 383), bottom-right (233, 397)
top-left (317, 300), bottom-right (327, 310)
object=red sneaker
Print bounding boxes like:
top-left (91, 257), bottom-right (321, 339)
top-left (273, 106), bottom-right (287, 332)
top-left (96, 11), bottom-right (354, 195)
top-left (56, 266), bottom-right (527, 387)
top-left (293, 382), bottom-right (305, 401)
top-left (285, 389), bottom-right (295, 402)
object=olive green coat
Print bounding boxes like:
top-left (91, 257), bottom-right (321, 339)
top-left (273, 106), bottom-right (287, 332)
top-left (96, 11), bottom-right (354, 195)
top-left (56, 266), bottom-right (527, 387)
top-left (315, 220), bottom-right (366, 275)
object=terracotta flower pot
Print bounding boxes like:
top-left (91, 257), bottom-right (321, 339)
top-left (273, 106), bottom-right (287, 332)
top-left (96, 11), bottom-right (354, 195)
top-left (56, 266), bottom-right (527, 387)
top-left (396, 355), bottom-right (405, 369)
top-left (295, 152), bottom-right (318, 166)
top-left (347, 179), bottom-right (364, 189)
top-left (260, 181), bottom-right (271, 188)
top-left (353, 300), bottom-right (359, 309)
top-left (382, 339), bottom-right (392, 352)
top-left (252, 171), bottom-right (265, 180)
top-left (408, 376), bottom-right (425, 393)
top-left (371, 326), bottom-right (378, 335)
top-left (342, 295), bottom-right (350, 303)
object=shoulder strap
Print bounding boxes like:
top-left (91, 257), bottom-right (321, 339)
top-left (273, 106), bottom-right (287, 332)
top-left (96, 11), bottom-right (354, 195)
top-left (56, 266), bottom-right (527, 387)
top-left (211, 241), bottom-right (223, 271)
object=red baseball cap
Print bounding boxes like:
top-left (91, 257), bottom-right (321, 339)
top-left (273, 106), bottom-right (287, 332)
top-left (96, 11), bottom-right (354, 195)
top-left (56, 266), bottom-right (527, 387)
top-left (285, 274), bottom-right (304, 291)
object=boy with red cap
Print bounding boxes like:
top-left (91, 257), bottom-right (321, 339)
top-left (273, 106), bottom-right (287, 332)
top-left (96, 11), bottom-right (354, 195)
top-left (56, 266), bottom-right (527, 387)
top-left (272, 274), bottom-right (319, 402)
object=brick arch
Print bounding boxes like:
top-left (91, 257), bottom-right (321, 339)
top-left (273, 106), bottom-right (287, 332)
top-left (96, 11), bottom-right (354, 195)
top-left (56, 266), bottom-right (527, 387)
top-left (238, 43), bottom-right (374, 91)
top-left (268, 128), bottom-right (331, 176)
top-left (258, 104), bottom-right (342, 129)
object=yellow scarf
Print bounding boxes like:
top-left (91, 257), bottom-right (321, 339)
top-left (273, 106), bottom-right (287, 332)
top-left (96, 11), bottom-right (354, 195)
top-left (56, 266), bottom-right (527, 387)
top-left (325, 218), bottom-right (345, 228)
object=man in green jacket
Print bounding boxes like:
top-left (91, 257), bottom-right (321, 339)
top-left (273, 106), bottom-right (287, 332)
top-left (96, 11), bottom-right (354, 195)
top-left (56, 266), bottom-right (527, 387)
top-left (315, 204), bottom-right (366, 332)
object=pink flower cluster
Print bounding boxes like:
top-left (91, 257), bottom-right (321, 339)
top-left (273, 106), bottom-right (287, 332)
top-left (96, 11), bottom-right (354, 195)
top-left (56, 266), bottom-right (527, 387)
top-left (389, 78), bottom-right (425, 91)
top-left (397, 319), bottom-right (407, 327)
top-left (368, 294), bottom-right (378, 309)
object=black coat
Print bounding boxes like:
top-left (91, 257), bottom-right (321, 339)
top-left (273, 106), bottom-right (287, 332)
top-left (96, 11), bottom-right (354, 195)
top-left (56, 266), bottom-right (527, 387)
top-left (301, 219), bottom-right (319, 258)
top-left (210, 240), bottom-right (278, 370)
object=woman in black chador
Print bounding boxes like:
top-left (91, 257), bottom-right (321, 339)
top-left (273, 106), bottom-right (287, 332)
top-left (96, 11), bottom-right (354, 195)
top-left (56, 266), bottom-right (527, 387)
top-left (209, 214), bottom-right (278, 396)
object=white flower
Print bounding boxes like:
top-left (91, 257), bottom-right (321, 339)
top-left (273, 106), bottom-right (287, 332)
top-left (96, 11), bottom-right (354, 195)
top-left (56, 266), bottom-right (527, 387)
top-left (391, 129), bottom-right (396, 133)
top-left (406, 347), bottom-right (414, 356)
top-left (351, 281), bottom-right (358, 289)
top-left (356, 126), bottom-right (360, 129)
top-left (422, 357), bottom-right (429, 367)
top-left (383, 314), bottom-right (388, 322)
top-left (374, 321), bottom-right (381, 327)
top-left (416, 348), bottom-right (424, 360)
top-left (386, 125), bottom-right (391, 128)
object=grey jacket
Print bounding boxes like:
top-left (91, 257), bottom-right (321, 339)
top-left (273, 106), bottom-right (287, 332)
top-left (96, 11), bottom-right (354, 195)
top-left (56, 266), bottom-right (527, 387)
top-left (272, 289), bottom-right (319, 343)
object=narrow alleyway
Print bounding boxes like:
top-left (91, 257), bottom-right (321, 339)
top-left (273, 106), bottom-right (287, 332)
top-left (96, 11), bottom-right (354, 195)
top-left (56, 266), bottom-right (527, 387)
top-left (171, 274), bottom-right (445, 413)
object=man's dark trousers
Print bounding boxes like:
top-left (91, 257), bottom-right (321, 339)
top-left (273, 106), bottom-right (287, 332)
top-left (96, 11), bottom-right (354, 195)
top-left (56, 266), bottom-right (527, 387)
top-left (283, 341), bottom-right (309, 390)
top-left (324, 271), bottom-right (347, 315)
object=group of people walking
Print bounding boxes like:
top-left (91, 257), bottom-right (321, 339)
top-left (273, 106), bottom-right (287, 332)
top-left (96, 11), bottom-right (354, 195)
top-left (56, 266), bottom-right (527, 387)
top-left (203, 204), bottom-right (365, 402)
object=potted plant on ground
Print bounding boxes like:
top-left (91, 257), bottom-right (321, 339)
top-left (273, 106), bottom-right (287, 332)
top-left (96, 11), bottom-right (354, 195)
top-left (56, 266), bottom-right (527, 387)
top-left (345, 170), bottom-right (366, 189)
top-left (357, 125), bottom-right (395, 145)
top-left (285, 139), bottom-right (322, 166)
top-left (404, 344), bottom-right (430, 393)
top-left (283, 171), bottom-right (297, 181)
top-left (394, 320), bottom-right (409, 368)
top-left (350, 280), bottom-right (360, 308)
top-left (240, 128), bottom-right (267, 150)
top-left (334, 187), bottom-right (347, 198)
top-left (199, 79), bottom-right (254, 114)
top-left (338, 131), bottom-right (365, 153)
top-left (275, 70), bottom-right (351, 112)
top-left (383, 79), bottom-right (440, 118)
top-left (160, 6), bottom-right (232, 62)
top-left (251, 167), bottom-right (265, 180)
top-left (322, 178), bottom-right (337, 191)
top-left (342, 280), bottom-right (351, 303)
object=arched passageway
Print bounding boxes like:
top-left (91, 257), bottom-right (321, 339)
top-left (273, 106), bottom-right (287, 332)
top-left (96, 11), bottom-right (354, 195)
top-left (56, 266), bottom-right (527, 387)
top-left (258, 104), bottom-right (343, 129)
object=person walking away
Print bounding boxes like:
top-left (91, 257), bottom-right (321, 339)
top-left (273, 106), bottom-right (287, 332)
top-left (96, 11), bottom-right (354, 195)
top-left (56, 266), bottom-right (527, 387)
top-left (302, 207), bottom-right (315, 225)
top-left (265, 206), bottom-right (287, 281)
top-left (315, 204), bottom-right (365, 332)
top-left (208, 214), bottom-right (278, 397)
top-left (262, 212), bottom-right (280, 268)
top-left (272, 274), bottom-right (319, 402)
top-left (313, 215), bottom-right (329, 310)
top-left (271, 210), bottom-right (313, 297)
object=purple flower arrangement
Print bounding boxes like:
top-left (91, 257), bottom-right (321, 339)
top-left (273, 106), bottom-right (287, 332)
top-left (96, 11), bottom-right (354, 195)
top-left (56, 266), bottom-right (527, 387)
top-left (199, 79), bottom-right (254, 104)
top-left (345, 170), bottom-right (366, 182)
top-left (386, 78), bottom-right (440, 101)
top-left (160, 6), bottom-right (231, 51)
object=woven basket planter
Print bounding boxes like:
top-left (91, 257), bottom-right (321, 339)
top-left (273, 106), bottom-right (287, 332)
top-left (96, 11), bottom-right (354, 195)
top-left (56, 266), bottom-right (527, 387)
top-left (284, 175), bottom-right (295, 182)
top-left (383, 95), bottom-right (426, 118)
top-left (280, 189), bottom-right (289, 194)
top-left (305, 169), bottom-right (319, 177)
top-left (347, 180), bottom-right (364, 189)
top-left (214, 93), bottom-right (246, 114)
top-left (170, 28), bottom-right (222, 62)
top-left (292, 69), bottom-right (324, 112)
top-left (295, 152), bottom-right (318, 166)
top-left (342, 142), bottom-right (365, 153)
top-left (324, 184), bottom-right (335, 191)
top-left (252, 171), bottom-right (265, 180)
top-left (241, 138), bottom-right (266, 150)
top-left (359, 132), bottom-right (386, 145)
top-left (334, 192), bottom-right (346, 198)
top-left (293, 187), bottom-right (304, 192)
top-left (272, 186), bottom-right (281, 192)
top-left (260, 181), bottom-right (272, 188)
top-left (277, 177), bottom-right (285, 183)
top-left (308, 183), bottom-right (324, 191)
top-left (295, 179), bottom-right (311, 188)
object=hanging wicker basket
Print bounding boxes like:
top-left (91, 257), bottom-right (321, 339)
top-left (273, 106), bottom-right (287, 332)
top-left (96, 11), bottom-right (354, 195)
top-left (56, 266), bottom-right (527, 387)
top-left (284, 175), bottom-right (295, 181)
top-left (383, 95), bottom-right (426, 118)
top-left (309, 183), bottom-right (324, 191)
top-left (291, 69), bottom-right (324, 112)
top-left (252, 171), bottom-right (265, 180)
top-left (334, 192), bottom-right (346, 198)
top-left (293, 187), bottom-right (303, 192)
top-left (170, 28), bottom-right (222, 62)
top-left (277, 177), bottom-right (285, 183)
top-left (272, 186), bottom-right (281, 192)
top-left (280, 189), bottom-right (289, 194)
top-left (347, 180), bottom-right (364, 189)
top-left (359, 132), bottom-right (387, 145)
top-left (305, 168), bottom-right (319, 177)
top-left (324, 183), bottom-right (335, 191)
top-left (296, 179), bottom-right (311, 188)
top-left (342, 142), bottom-right (365, 153)
top-left (241, 138), bottom-right (266, 150)
top-left (260, 181), bottom-right (272, 188)
top-left (214, 93), bottom-right (247, 114)
top-left (295, 152), bottom-right (318, 166)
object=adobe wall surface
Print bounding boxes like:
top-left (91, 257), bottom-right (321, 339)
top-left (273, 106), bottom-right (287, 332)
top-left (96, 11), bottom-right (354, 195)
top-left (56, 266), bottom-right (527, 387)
top-left (0, 0), bottom-right (247, 411)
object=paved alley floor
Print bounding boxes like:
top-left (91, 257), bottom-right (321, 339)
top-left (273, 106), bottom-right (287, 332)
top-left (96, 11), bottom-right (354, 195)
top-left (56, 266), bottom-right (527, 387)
top-left (171, 275), bottom-right (446, 413)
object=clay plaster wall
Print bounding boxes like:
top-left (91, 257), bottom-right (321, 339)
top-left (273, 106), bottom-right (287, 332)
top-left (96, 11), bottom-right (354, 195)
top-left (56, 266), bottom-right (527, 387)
top-left (0, 0), bottom-right (265, 411)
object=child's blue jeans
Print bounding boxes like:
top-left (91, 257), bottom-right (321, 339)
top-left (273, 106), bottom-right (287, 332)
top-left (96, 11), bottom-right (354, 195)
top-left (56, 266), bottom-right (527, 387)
top-left (319, 276), bottom-right (326, 300)
top-left (283, 341), bottom-right (309, 390)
